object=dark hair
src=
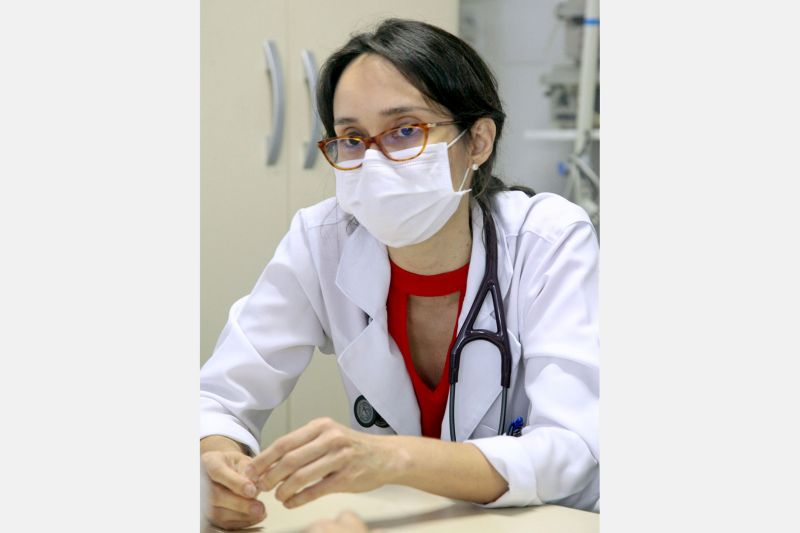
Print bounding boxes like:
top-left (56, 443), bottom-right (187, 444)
top-left (316, 18), bottom-right (534, 202)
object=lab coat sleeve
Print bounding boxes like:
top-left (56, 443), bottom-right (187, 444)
top-left (200, 210), bottom-right (330, 455)
top-left (467, 220), bottom-right (599, 511)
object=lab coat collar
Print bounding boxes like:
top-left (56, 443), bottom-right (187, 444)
top-left (334, 200), bottom-right (514, 323)
top-left (334, 199), bottom-right (518, 440)
top-left (335, 221), bottom-right (390, 324)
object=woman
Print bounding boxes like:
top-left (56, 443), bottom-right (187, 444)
top-left (200, 18), bottom-right (599, 530)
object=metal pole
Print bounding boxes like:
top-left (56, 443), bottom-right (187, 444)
top-left (568, 0), bottom-right (600, 225)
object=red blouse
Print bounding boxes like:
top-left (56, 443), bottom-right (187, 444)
top-left (387, 259), bottom-right (470, 439)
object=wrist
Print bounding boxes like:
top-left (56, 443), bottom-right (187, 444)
top-left (377, 435), bottom-right (412, 486)
top-left (200, 435), bottom-right (249, 456)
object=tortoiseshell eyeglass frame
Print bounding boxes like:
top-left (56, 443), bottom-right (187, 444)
top-left (317, 120), bottom-right (460, 170)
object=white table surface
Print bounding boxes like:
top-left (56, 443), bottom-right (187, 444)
top-left (201, 485), bottom-right (599, 532)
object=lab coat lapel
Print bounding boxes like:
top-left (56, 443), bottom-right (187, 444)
top-left (335, 224), bottom-right (421, 437)
top-left (443, 201), bottom-right (520, 441)
top-left (335, 223), bottom-right (389, 321)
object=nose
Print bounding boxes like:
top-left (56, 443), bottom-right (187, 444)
top-left (364, 142), bottom-right (383, 156)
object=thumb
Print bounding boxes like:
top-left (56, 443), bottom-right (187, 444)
top-left (233, 453), bottom-right (254, 474)
top-left (206, 452), bottom-right (258, 498)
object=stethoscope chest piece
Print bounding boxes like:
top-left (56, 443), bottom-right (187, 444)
top-left (354, 395), bottom-right (389, 428)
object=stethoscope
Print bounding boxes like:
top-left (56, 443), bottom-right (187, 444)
top-left (353, 200), bottom-right (515, 440)
top-left (448, 200), bottom-right (512, 441)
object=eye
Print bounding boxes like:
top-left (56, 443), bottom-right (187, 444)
top-left (383, 125), bottom-right (424, 145)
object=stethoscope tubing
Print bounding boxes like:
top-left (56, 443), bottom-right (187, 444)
top-left (448, 201), bottom-right (512, 440)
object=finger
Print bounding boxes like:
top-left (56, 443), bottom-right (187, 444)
top-left (205, 453), bottom-right (258, 499)
top-left (206, 505), bottom-right (263, 531)
top-left (274, 450), bottom-right (343, 503)
top-left (284, 471), bottom-right (344, 509)
top-left (259, 432), bottom-right (342, 493)
top-left (211, 482), bottom-right (266, 517)
top-left (234, 455), bottom-right (254, 476)
top-left (248, 418), bottom-right (332, 479)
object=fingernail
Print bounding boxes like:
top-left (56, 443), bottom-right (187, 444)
top-left (244, 484), bottom-right (256, 498)
top-left (244, 466), bottom-right (255, 478)
top-left (250, 503), bottom-right (262, 515)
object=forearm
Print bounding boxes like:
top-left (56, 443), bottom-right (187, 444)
top-left (382, 435), bottom-right (508, 504)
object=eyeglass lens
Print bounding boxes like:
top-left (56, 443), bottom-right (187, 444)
top-left (324, 125), bottom-right (427, 169)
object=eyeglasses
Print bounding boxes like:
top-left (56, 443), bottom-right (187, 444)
top-left (317, 120), bottom-right (460, 171)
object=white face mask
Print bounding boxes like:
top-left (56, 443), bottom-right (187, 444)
top-left (335, 130), bottom-right (472, 248)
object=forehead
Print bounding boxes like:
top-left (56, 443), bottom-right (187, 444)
top-left (332, 54), bottom-right (436, 121)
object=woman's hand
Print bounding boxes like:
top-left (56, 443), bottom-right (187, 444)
top-left (246, 417), bottom-right (404, 509)
top-left (201, 436), bottom-right (267, 530)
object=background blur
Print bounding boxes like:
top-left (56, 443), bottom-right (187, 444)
top-left (200, 0), bottom-right (600, 447)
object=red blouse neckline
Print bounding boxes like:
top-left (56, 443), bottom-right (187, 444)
top-left (388, 259), bottom-right (470, 297)
top-left (386, 257), bottom-right (470, 438)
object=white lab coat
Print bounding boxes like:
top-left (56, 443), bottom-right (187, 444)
top-left (200, 191), bottom-right (599, 512)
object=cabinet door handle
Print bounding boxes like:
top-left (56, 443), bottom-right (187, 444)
top-left (301, 49), bottom-right (321, 169)
top-left (262, 40), bottom-right (285, 166)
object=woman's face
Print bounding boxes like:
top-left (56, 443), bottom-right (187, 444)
top-left (332, 53), bottom-right (472, 191)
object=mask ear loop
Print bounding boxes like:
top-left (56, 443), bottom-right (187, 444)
top-left (457, 162), bottom-right (480, 192)
top-left (447, 129), bottom-right (468, 148)
top-left (447, 129), bottom-right (478, 193)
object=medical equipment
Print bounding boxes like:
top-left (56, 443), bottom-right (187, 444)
top-left (332, 132), bottom-right (471, 248)
top-left (540, 0), bottom-right (599, 130)
top-left (354, 395), bottom-right (389, 428)
top-left (539, 0), bottom-right (601, 231)
top-left (448, 200), bottom-right (513, 441)
top-left (568, 0), bottom-right (600, 231)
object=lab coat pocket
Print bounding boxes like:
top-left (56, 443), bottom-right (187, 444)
top-left (454, 324), bottom-right (524, 441)
top-left (471, 423), bottom-right (500, 439)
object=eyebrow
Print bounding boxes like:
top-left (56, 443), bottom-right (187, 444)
top-left (333, 106), bottom-right (431, 126)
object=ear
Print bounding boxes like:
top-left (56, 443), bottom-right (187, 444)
top-left (467, 117), bottom-right (497, 168)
